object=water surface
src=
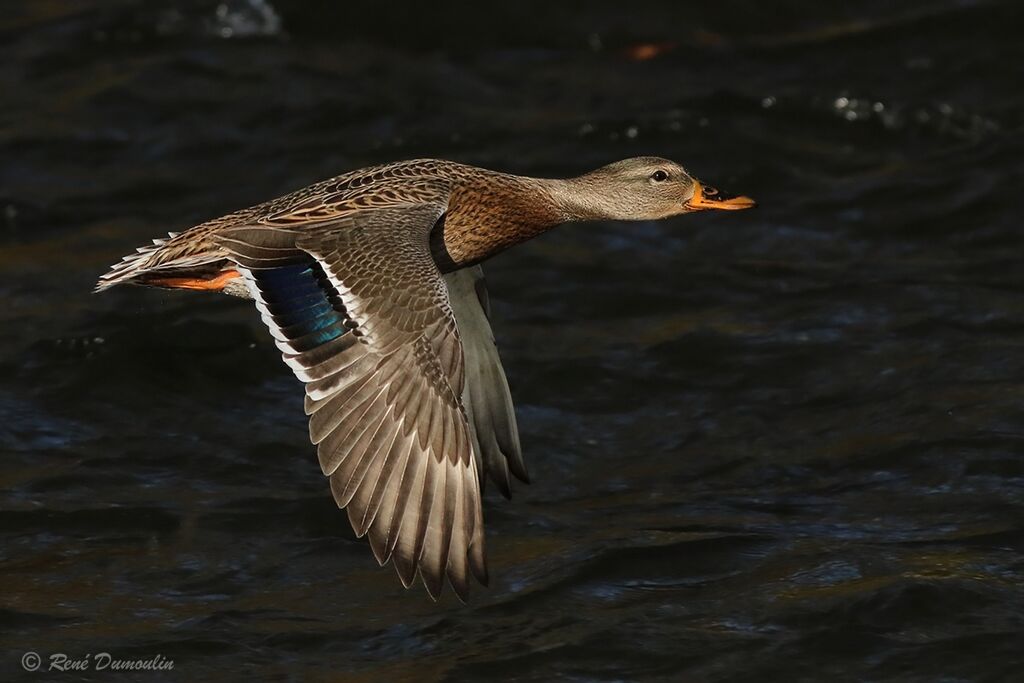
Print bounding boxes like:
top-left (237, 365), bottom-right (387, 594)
top-left (2, 1), bottom-right (1023, 680)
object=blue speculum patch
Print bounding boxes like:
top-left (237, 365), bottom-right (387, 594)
top-left (253, 263), bottom-right (346, 347)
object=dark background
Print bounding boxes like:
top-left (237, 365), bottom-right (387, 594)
top-left (2, 1), bottom-right (1023, 680)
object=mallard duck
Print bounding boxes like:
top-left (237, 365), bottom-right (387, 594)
top-left (96, 157), bottom-right (755, 600)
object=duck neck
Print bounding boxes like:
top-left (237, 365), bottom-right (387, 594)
top-left (435, 174), bottom-right (560, 270)
top-left (434, 171), bottom-right (627, 271)
top-left (541, 174), bottom-right (637, 222)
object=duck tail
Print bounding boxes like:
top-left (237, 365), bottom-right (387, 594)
top-left (94, 231), bottom-right (238, 294)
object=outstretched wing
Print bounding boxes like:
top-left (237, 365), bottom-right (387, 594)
top-left (215, 201), bottom-right (487, 600)
top-left (444, 266), bottom-right (528, 497)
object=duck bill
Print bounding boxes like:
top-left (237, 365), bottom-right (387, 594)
top-left (686, 181), bottom-right (756, 211)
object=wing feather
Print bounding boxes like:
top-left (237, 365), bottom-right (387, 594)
top-left (444, 266), bottom-right (527, 496)
top-left (216, 199), bottom-right (489, 600)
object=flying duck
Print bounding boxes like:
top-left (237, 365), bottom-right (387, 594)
top-left (96, 157), bottom-right (755, 600)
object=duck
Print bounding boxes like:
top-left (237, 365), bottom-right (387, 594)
top-left (96, 156), bottom-right (755, 600)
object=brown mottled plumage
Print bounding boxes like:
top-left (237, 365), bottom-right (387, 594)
top-left (96, 157), bottom-right (754, 601)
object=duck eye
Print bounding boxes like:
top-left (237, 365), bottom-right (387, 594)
top-left (651, 170), bottom-right (669, 182)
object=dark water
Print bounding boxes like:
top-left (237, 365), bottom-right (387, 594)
top-left (3, 1), bottom-right (1024, 680)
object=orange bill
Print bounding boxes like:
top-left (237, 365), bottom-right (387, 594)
top-left (686, 181), bottom-right (756, 211)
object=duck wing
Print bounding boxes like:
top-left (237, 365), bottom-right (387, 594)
top-left (444, 266), bottom-right (527, 498)
top-left (215, 200), bottom-right (486, 600)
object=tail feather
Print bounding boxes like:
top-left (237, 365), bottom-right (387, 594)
top-left (95, 231), bottom-right (228, 293)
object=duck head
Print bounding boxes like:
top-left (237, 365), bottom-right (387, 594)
top-left (557, 156), bottom-right (755, 221)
